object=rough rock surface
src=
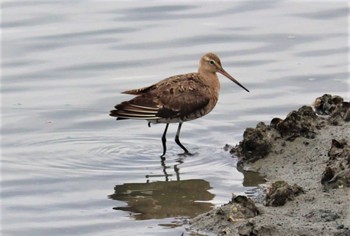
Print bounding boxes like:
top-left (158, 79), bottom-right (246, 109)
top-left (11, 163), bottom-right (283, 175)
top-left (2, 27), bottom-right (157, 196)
top-left (189, 94), bottom-right (350, 236)
top-left (265, 180), bottom-right (304, 207)
top-left (321, 139), bottom-right (350, 190)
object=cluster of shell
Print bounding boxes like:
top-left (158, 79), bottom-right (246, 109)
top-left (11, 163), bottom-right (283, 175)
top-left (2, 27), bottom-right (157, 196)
top-left (313, 94), bottom-right (350, 122)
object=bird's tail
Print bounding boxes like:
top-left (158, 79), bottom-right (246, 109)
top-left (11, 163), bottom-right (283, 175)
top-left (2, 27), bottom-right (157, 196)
top-left (110, 101), bottom-right (160, 120)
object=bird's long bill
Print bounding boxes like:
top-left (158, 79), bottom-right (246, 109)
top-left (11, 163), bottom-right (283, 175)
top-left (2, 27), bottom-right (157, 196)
top-left (218, 68), bottom-right (249, 92)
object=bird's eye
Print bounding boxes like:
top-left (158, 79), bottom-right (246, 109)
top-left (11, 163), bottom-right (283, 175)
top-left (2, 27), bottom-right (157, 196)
top-left (209, 60), bottom-right (215, 65)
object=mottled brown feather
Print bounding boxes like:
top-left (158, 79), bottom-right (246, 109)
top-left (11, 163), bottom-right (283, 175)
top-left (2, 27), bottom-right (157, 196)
top-left (110, 73), bottom-right (214, 122)
top-left (122, 85), bottom-right (155, 95)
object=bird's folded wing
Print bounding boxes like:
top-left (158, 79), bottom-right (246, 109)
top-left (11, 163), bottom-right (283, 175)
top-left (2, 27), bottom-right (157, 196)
top-left (111, 74), bottom-right (211, 120)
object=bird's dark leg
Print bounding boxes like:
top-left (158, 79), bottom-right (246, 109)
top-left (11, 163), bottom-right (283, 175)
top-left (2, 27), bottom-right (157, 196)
top-left (175, 122), bottom-right (190, 154)
top-left (161, 123), bottom-right (169, 158)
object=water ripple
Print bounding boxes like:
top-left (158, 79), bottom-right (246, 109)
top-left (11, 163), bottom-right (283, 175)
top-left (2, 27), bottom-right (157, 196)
top-left (2, 2), bottom-right (349, 236)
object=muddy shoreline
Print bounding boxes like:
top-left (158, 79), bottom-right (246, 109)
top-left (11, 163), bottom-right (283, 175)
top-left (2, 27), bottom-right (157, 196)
top-left (188, 94), bottom-right (350, 236)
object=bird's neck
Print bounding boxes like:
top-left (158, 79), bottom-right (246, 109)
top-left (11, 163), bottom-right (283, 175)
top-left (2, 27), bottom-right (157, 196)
top-left (198, 69), bottom-right (220, 95)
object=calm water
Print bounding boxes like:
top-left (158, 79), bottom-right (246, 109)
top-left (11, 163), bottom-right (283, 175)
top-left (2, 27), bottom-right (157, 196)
top-left (1, 1), bottom-right (349, 235)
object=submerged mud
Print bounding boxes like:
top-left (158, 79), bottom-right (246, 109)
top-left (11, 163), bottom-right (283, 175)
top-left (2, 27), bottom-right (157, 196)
top-left (189, 94), bottom-right (350, 236)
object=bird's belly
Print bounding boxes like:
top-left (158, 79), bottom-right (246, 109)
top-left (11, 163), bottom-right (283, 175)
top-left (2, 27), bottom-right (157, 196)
top-left (149, 101), bottom-right (217, 124)
top-left (149, 118), bottom-right (184, 124)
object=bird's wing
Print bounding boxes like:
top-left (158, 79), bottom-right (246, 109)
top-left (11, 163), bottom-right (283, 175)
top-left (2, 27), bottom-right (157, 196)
top-left (110, 73), bottom-right (211, 121)
top-left (121, 73), bottom-right (196, 95)
top-left (155, 74), bottom-right (211, 120)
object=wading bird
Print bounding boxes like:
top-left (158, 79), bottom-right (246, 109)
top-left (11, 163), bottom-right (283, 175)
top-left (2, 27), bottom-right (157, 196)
top-left (110, 52), bottom-right (249, 157)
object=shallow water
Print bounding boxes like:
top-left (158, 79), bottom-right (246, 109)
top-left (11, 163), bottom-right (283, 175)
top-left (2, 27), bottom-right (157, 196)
top-left (1, 1), bottom-right (349, 235)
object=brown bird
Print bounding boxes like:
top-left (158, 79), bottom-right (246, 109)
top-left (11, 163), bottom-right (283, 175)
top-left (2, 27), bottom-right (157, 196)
top-left (110, 52), bottom-right (249, 157)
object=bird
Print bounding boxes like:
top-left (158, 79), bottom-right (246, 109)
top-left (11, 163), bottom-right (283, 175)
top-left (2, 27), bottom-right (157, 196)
top-left (110, 52), bottom-right (249, 157)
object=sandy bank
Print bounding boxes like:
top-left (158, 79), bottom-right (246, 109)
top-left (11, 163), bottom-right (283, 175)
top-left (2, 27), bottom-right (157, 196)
top-left (189, 94), bottom-right (350, 236)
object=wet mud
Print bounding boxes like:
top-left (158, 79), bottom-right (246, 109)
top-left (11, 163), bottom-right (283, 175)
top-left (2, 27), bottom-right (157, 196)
top-left (189, 94), bottom-right (350, 236)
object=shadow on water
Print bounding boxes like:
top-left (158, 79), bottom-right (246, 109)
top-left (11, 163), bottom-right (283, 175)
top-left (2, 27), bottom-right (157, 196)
top-left (108, 158), bottom-right (215, 220)
top-left (241, 170), bottom-right (266, 187)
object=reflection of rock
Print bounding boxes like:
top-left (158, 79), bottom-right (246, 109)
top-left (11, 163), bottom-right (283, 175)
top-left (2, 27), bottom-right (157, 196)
top-left (321, 139), bottom-right (350, 190)
top-left (109, 179), bottom-right (214, 220)
top-left (239, 170), bottom-right (266, 187)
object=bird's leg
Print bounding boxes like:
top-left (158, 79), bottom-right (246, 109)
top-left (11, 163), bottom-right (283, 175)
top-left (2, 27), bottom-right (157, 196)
top-left (161, 123), bottom-right (169, 158)
top-left (175, 122), bottom-right (190, 154)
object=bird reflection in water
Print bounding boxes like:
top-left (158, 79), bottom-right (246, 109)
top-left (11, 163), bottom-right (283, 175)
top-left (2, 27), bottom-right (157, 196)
top-left (145, 157), bottom-right (182, 182)
top-left (109, 158), bottom-right (214, 220)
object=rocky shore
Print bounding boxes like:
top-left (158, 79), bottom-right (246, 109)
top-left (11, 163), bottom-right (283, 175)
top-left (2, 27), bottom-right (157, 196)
top-left (188, 94), bottom-right (350, 236)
